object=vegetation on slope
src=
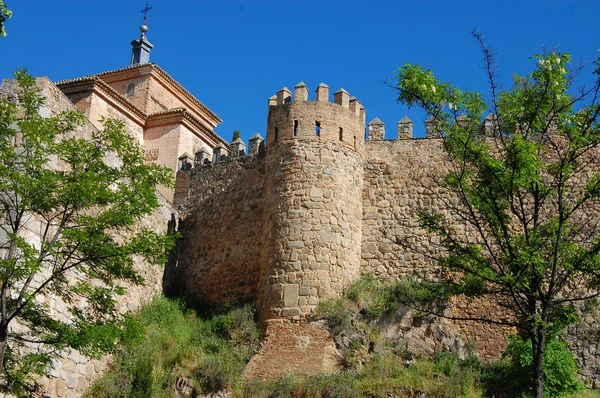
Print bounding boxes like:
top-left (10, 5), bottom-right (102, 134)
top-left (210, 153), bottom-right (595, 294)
top-left (88, 277), bottom-right (591, 397)
top-left (85, 296), bottom-right (259, 397)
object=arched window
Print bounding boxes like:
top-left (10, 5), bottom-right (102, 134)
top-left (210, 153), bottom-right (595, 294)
top-left (126, 83), bottom-right (136, 97)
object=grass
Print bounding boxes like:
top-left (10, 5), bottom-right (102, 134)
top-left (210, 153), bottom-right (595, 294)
top-left (86, 278), bottom-right (599, 397)
top-left (85, 295), bottom-right (258, 397)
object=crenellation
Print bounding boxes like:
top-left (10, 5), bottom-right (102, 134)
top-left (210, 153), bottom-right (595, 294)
top-left (294, 82), bottom-right (308, 102)
top-left (248, 133), bottom-right (265, 155)
top-left (333, 88), bottom-right (350, 108)
top-left (349, 97), bottom-right (361, 117)
top-left (425, 115), bottom-right (442, 138)
top-left (367, 117), bottom-right (385, 140)
top-left (316, 83), bottom-right (329, 102)
top-left (178, 152), bottom-right (193, 170)
top-left (397, 116), bottom-right (413, 139)
top-left (456, 114), bottom-right (468, 128)
top-left (484, 113), bottom-right (498, 136)
top-left (8, 66), bottom-right (600, 392)
top-left (213, 142), bottom-right (228, 162)
top-left (230, 137), bottom-right (247, 158)
top-left (194, 148), bottom-right (211, 167)
top-left (265, 82), bottom-right (365, 151)
top-left (276, 87), bottom-right (292, 105)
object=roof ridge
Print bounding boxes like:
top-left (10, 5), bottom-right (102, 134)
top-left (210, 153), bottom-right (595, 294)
top-left (57, 63), bottom-right (222, 125)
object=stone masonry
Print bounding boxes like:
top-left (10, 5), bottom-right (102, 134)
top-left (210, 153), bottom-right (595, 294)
top-left (3, 65), bottom-right (600, 392)
top-left (173, 82), bottom-right (600, 384)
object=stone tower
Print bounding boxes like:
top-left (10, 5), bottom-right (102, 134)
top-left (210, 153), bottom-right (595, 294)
top-left (257, 82), bottom-right (366, 323)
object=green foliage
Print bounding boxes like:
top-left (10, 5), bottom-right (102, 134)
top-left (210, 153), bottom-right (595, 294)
top-left (315, 298), bottom-right (353, 335)
top-left (0, 70), bottom-right (176, 396)
top-left (90, 292), bottom-right (597, 398)
top-left (244, 352), bottom-right (482, 398)
top-left (232, 129), bottom-right (241, 141)
top-left (346, 275), bottom-right (396, 321)
top-left (394, 32), bottom-right (600, 396)
top-left (0, 0), bottom-right (10, 37)
top-left (86, 296), bottom-right (259, 397)
top-left (343, 276), bottom-right (450, 321)
top-left (483, 335), bottom-right (583, 397)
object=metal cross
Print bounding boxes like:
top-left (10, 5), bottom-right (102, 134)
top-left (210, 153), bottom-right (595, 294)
top-left (141, 3), bottom-right (152, 23)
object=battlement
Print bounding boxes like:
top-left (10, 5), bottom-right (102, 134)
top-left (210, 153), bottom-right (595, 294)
top-left (266, 82), bottom-right (366, 151)
top-left (366, 113), bottom-right (498, 140)
top-left (176, 133), bottom-right (265, 174)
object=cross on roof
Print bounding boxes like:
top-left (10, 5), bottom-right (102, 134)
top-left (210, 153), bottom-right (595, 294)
top-left (141, 3), bottom-right (152, 23)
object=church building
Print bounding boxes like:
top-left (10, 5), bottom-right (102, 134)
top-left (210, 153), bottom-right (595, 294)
top-left (55, 18), bottom-right (226, 201)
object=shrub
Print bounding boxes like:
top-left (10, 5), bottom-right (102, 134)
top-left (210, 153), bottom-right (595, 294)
top-left (86, 296), bottom-right (259, 397)
top-left (315, 298), bottom-right (353, 336)
top-left (346, 275), bottom-right (396, 320)
top-left (482, 335), bottom-right (583, 397)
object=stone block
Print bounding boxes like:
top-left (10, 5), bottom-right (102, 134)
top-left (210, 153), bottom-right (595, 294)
top-left (67, 374), bottom-right (77, 389)
top-left (283, 284), bottom-right (299, 308)
top-left (317, 270), bottom-right (329, 281)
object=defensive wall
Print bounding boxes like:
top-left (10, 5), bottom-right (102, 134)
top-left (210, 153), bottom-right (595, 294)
top-left (3, 76), bottom-right (600, 392)
top-left (173, 82), bottom-right (600, 384)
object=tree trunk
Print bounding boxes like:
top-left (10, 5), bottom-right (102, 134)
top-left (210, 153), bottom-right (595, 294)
top-left (0, 323), bottom-right (7, 376)
top-left (531, 327), bottom-right (547, 398)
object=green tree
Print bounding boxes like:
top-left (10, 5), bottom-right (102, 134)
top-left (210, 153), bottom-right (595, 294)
top-left (0, 1), bottom-right (10, 37)
top-left (0, 70), bottom-right (176, 396)
top-left (232, 129), bottom-right (241, 141)
top-left (394, 33), bottom-right (600, 398)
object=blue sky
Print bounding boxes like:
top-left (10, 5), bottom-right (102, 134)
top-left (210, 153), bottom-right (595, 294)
top-left (1, 1), bottom-right (599, 141)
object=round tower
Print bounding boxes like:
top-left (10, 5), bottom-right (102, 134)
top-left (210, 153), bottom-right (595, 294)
top-left (258, 82), bottom-right (366, 323)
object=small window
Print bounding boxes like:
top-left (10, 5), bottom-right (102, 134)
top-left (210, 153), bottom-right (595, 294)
top-left (274, 127), bottom-right (279, 142)
top-left (315, 121), bottom-right (321, 137)
top-left (294, 120), bottom-right (298, 136)
top-left (339, 127), bottom-right (343, 141)
top-left (126, 83), bottom-right (136, 97)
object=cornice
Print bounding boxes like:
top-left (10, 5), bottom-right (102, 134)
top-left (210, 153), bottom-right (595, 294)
top-left (56, 77), bottom-right (147, 126)
top-left (146, 108), bottom-right (228, 147)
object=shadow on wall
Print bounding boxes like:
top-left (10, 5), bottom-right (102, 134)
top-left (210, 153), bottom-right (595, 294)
top-left (162, 212), bottom-right (184, 298)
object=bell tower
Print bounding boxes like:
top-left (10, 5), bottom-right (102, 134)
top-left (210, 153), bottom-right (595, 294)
top-left (130, 3), bottom-right (154, 65)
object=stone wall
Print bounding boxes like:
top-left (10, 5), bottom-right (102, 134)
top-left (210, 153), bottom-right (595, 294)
top-left (171, 155), bottom-right (265, 307)
top-left (257, 87), bottom-right (366, 323)
top-left (362, 139), bottom-right (516, 358)
top-left (258, 139), bottom-right (364, 322)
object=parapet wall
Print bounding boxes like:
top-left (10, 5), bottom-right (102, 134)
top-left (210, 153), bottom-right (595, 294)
top-left (266, 83), bottom-right (366, 152)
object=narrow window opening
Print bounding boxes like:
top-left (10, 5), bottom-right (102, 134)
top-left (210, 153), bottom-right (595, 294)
top-left (126, 83), bottom-right (136, 97)
top-left (354, 136), bottom-right (357, 149)
top-left (315, 121), bottom-right (321, 137)
top-left (274, 127), bottom-right (279, 142)
top-left (294, 120), bottom-right (298, 136)
top-left (339, 127), bottom-right (343, 141)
